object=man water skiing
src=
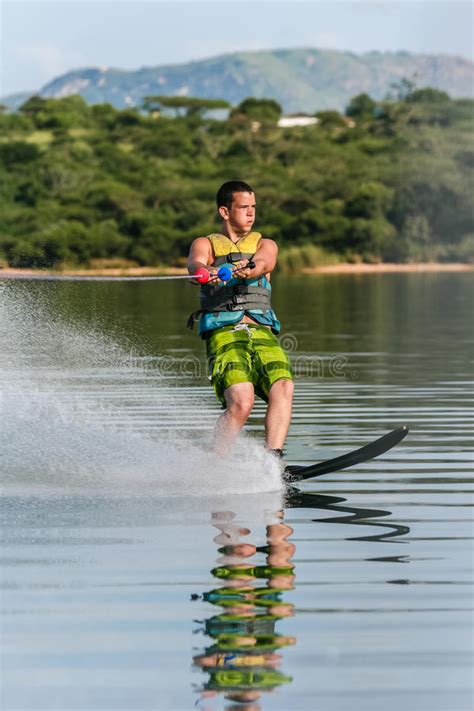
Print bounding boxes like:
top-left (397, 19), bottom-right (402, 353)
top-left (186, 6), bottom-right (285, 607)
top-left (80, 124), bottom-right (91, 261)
top-left (187, 181), bottom-right (294, 457)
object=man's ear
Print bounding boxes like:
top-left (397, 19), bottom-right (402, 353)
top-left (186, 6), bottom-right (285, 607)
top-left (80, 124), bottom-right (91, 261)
top-left (218, 206), bottom-right (229, 221)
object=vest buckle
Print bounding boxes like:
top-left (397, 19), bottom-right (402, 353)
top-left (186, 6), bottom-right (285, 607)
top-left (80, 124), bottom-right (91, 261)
top-left (226, 253), bottom-right (243, 264)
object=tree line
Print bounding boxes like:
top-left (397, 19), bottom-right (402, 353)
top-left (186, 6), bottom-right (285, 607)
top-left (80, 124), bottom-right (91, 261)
top-left (0, 86), bottom-right (472, 270)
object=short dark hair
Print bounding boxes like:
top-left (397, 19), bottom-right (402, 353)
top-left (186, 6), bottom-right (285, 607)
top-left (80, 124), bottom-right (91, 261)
top-left (216, 181), bottom-right (254, 209)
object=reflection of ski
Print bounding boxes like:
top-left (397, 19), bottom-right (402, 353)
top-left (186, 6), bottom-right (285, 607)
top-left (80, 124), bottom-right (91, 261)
top-left (283, 426), bottom-right (409, 484)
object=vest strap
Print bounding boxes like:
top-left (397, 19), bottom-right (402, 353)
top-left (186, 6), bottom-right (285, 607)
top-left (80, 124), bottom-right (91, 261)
top-left (187, 309), bottom-right (201, 330)
top-left (213, 252), bottom-right (254, 267)
top-left (200, 284), bottom-right (271, 312)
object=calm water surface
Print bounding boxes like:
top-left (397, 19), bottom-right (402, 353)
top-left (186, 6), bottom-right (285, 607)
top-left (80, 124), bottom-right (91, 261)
top-left (1, 273), bottom-right (473, 711)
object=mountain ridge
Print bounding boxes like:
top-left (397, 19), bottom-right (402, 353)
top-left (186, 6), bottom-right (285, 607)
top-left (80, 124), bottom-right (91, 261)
top-left (3, 47), bottom-right (473, 112)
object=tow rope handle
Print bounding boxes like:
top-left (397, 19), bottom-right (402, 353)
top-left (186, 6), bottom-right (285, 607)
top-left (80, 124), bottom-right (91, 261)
top-left (194, 260), bottom-right (256, 285)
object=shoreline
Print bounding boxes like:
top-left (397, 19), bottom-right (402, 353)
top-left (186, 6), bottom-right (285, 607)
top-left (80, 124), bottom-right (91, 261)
top-left (1, 262), bottom-right (473, 278)
top-left (302, 262), bottom-right (474, 274)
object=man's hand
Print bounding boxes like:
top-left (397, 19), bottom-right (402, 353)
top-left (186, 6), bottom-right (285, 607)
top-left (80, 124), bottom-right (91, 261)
top-left (234, 240), bottom-right (278, 279)
top-left (233, 260), bottom-right (255, 280)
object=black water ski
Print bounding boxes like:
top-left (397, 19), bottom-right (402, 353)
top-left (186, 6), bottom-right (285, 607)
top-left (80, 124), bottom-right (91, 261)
top-left (283, 426), bottom-right (409, 484)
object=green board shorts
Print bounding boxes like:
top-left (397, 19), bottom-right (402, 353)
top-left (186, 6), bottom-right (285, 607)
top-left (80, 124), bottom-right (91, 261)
top-left (205, 323), bottom-right (294, 408)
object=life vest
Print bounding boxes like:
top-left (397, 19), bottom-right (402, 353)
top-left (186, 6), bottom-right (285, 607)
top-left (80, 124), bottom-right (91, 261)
top-left (187, 232), bottom-right (281, 337)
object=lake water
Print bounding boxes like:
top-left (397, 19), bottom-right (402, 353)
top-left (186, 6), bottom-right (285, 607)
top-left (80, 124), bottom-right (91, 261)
top-left (1, 273), bottom-right (473, 711)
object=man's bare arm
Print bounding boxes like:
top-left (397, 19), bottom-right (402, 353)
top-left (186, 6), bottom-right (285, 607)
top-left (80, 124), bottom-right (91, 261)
top-left (236, 239), bottom-right (278, 279)
top-left (187, 237), bottom-right (213, 274)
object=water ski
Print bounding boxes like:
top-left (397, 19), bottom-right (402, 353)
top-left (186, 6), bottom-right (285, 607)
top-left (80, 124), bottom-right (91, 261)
top-left (283, 426), bottom-right (409, 484)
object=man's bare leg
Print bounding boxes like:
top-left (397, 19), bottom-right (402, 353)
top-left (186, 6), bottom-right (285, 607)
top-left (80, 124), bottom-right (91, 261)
top-left (265, 379), bottom-right (294, 450)
top-left (212, 382), bottom-right (255, 452)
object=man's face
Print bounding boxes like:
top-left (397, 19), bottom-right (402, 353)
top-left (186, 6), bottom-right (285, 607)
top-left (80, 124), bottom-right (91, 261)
top-left (221, 191), bottom-right (256, 232)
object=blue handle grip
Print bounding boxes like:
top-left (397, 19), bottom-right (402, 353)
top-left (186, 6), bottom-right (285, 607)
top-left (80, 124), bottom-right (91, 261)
top-left (217, 265), bottom-right (233, 282)
top-left (217, 261), bottom-right (255, 283)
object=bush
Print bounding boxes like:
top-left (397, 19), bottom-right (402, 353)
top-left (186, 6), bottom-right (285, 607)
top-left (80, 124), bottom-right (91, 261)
top-left (89, 220), bottom-right (129, 258)
top-left (20, 95), bottom-right (91, 129)
top-left (347, 216), bottom-right (397, 255)
top-left (287, 208), bottom-right (351, 250)
top-left (278, 244), bottom-right (339, 273)
top-left (346, 93), bottom-right (377, 118)
top-left (6, 240), bottom-right (47, 268)
top-left (230, 97), bottom-right (282, 124)
top-left (0, 141), bottom-right (40, 167)
top-left (86, 180), bottom-right (142, 216)
top-left (452, 234), bottom-right (474, 263)
top-left (35, 221), bottom-right (91, 266)
top-left (406, 88), bottom-right (450, 104)
top-left (314, 110), bottom-right (347, 128)
top-left (345, 182), bottom-right (393, 219)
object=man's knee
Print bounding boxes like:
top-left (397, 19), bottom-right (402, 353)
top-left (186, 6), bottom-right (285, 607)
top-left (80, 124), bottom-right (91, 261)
top-left (227, 397), bottom-right (254, 421)
top-left (225, 385), bottom-right (255, 421)
top-left (269, 378), bottom-right (294, 401)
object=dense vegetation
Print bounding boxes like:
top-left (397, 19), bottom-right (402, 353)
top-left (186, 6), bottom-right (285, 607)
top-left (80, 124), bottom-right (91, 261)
top-left (0, 87), bottom-right (473, 270)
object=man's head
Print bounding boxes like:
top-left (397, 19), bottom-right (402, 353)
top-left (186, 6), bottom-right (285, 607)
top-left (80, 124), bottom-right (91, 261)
top-left (216, 180), bottom-right (256, 235)
top-left (216, 181), bottom-right (254, 210)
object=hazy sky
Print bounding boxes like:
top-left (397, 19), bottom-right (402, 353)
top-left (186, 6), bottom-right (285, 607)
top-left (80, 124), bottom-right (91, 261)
top-left (2, 1), bottom-right (472, 96)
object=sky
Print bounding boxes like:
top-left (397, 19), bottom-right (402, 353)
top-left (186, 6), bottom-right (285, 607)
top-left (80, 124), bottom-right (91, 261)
top-left (1, 0), bottom-right (472, 96)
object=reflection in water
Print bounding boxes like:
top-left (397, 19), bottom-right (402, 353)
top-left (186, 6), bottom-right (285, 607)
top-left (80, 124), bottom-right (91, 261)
top-left (192, 494), bottom-right (410, 708)
top-left (193, 511), bottom-right (295, 708)
top-left (286, 489), bottom-right (411, 542)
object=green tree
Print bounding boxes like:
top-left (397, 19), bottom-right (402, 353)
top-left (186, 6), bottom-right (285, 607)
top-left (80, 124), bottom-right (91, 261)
top-left (19, 95), bottom-right (48, 118)
top-left (90, 103), bottom-right (119, 129)
top-left (19, 95), bottom-right (91, 129)
top-left (0, 141), bottom-right (40, 167)
top-left (6, 239), bottom-right (46, 268)
top-left (14, 179), bottom-right (45, 207)
top-left (138, 119), bottom-right (196, 159)
top-left (230, 97), bottom-right (282, 123)
top-left (345, 182), bottom-right (393, 219)
top-left (314, 110), bottom-right (347, 128)
top-left (406, 88), bottom-right (450, 104)
top-left (346, 93), bottom-right (377, 118)
top-left (85, 180), bottom-right (142, 217)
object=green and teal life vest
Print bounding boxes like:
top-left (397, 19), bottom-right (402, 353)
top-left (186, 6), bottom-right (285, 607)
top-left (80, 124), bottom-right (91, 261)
top-left (187, 232), bottom-right (281, 338)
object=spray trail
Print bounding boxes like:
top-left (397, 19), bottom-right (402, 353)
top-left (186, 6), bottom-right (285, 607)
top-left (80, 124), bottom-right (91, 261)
top-left (0, 283), bottom-right (282, 497)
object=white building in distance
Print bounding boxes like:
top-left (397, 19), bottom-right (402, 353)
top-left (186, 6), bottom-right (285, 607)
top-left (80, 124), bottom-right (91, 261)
top-left (277, 115), bottom-right (319, 128)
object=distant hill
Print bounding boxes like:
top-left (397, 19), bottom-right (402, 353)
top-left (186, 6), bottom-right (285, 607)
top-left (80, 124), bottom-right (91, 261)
top-left (1, 91), bottom-right (33, 111)
top-left (3, 48), bottom-right (473, 113)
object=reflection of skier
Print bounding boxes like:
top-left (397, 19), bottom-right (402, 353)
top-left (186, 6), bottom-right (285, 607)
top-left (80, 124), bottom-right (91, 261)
top-left (195, 649), bottom-right (282, 669)
top-left (199, 668), bottom-right (293, 707)
top-left (193, 511), bottom-right (296, 705)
